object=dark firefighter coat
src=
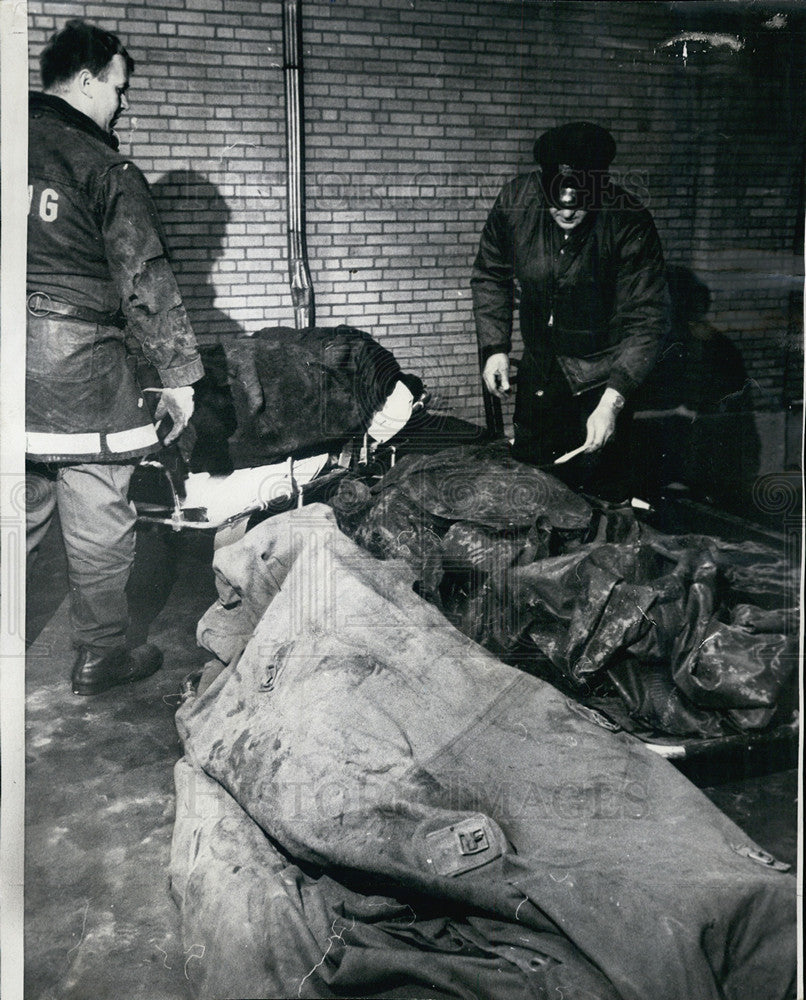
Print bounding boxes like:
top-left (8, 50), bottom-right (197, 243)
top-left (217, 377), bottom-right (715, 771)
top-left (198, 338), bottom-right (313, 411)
top-left (26, 93), bottom-right (203, 463)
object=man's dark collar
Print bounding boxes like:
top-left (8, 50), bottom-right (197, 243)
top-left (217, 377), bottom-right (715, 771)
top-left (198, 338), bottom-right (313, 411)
top-left (29, 92), bottom-right (120, 151)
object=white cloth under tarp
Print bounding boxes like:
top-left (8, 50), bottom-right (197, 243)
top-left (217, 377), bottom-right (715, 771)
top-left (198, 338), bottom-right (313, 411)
top-left (365, 379), bottom-right (414, 443)
top-left (180, 453), bottom-right (329, 526)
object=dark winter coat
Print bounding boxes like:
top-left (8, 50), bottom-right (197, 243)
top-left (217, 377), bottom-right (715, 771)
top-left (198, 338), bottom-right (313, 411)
top-left (26, 93), bottom-right (203, 462)
top-left (471, 171), bottom-right (669, 399)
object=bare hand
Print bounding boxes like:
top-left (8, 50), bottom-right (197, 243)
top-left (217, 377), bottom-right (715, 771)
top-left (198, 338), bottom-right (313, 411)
top-left (583, 388), bottom-right (624, 452)
top-left (153, 386), bottom-right (195, 445)
top-left (482, 353), bottom-right (511, 398)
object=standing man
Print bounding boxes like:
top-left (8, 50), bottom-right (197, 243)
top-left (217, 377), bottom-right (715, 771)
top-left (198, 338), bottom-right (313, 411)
top-left (26, 20), bottom-right (204, 696)
top-left (472, 121), bottom-right (669, 499)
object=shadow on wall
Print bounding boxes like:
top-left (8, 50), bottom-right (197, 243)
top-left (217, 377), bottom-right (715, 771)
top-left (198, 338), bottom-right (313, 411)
top-left (632, 264), bottom-right (762, 509)
top-left (149, 169), bottom-right (244, 474)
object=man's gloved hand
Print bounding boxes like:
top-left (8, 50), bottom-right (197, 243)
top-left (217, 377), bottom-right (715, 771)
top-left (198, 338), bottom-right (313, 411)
top-left (154, 385), bottom-right (195, 445)
top-left (482, 352), bottom-right (511, 399)
top-left (583, 387), bottom-right (625, 452)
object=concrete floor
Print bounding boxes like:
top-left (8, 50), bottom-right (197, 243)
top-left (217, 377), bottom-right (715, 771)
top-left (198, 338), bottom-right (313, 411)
top-left (24, 511), bottom-right (799, 1000)
top-left (25, 521), bottom-right (216, 1000)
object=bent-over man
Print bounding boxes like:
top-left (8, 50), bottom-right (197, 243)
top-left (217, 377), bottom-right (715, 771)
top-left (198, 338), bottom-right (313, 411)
top-left (472, 121), bottom-right (669, 499)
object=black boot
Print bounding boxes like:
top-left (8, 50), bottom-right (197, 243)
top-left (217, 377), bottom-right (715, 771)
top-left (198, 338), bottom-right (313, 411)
top-left (71, 644), bottom-right (163, 696)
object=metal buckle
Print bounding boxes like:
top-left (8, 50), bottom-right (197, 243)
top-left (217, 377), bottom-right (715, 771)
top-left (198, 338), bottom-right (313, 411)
top-left (731, 843), bottom-right (791, 873)
top-left (565, 698), bottom-right (622, 733)
top-left (27, 292), bottom-right (53, 317)
top-left (424, 814), bottom-right (503, 876)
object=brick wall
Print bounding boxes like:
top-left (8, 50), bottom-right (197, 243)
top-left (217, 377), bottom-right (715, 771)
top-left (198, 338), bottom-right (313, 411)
top-left (28, 1), bottom-right (805, 426)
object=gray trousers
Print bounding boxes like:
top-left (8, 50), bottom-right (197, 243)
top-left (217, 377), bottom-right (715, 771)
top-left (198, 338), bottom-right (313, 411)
top-left (26, 461), bottom-right (137, 651)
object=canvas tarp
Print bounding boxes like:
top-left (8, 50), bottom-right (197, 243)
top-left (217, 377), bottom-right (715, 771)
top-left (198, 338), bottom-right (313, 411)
top-left (172, 504), bottom-right (796, 1000)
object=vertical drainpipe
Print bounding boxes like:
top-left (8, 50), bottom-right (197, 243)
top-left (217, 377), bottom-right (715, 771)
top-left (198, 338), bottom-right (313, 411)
top-left (283, 0), bottom-right (314, 328)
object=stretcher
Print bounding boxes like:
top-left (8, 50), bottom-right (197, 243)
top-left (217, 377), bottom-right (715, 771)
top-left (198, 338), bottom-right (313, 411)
top-left (132, 368), bottom-right (797, 767)
top-left (130, 377), bottom-right (428, 547)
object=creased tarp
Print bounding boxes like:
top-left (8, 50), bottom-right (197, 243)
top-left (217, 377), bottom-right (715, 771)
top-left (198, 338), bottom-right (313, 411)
top-left (334, 443), bottom-right (798, 737)
top-left (174, 504), bottom-right (796, 1000)
top-left (222, 325), bottom-right (421, 468)
top-left (172, 759), bottom-right (621, 1000)
top-left (132, 324), bottom-right (419, 484)
top-left (336, 440), bottom-right (594, 599)
top-left (481, 529), bottom-right (797, 735)
top-left (368, 441), bottom-right (593, 531)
